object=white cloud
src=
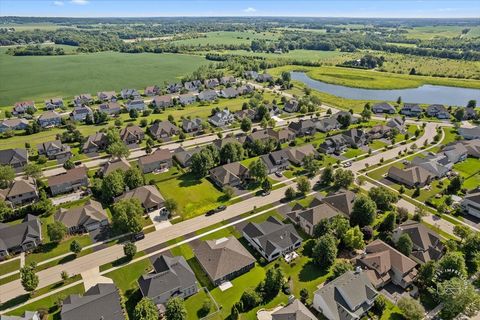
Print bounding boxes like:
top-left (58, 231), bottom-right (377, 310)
top-left (243, 7), bottom-right (257, 13)
top-left (70, 0), bottom-right (89, 5)
top-left (53, 1), bottom-right (64, 6)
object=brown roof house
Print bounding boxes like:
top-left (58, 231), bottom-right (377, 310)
top-left (152, 95), bottom-right (175, 109)
top-left (193, 236), bottom-right (256, 286)
top-left (0, 148), bottom-right (28, 171)
top-left (117, 185), bottom-right (165, 212)
top-left (209, 162), bottom-right (249, 188)
top-left (99, 158), bottom-right (131, 177)
top-left (149, 121), bottom-right (180, 140)
top-left (97, 91), bottom-right (117, 102)
top-left (13, 101), bottom-right (36, 116)
top-left (356, 239), bottom-right (418, 289)
top-left (0, 118), bottom-right (29, 133)
top-left (288, 201), bottom-right (346, 236)
top-left (98, 102), bottom-right (122, 115)
top-left (269, 128), bottom-right (296, 144)
top-left (120, 125), bottom-right (144, 145)
top-left (285, 144), bottom-right (319, 165)
top-left (82, 132), bottom-right (108, 154)
top-left (0, 178), bottom-right (39, 208)
top-left (387, 166), bottom-right (433, 188)
top-left (37, 140), bottom-right (72, 160)
top-left (55, 200), bottom-right (109, 233)
top-left (48, 166), bottom-right (89, 196)
top-left (144, 85), bottom-right (160, 97)
top-left (315, 189), bottom-right (356, 217)
top-left (271, 299), bottom-right (317, 320)
top-left (173, 146), bottom-right (202, 168)
top-left (0, 215), bottom-right (42, 259)
top-left (138, 148), bottom-right (172, 174)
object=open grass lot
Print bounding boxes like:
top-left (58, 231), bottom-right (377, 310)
top-left (453, 157), bottom-right (480, 191)
top-left (0, 52), bottom-right (208, 106)
top-left (171, 31), bottom-right (279, 46)
top-left (404, 26), bottom-right (470, 39)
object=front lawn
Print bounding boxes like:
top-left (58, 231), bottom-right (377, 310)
top-left (343, 148), bottom-right (365, 159)
top-left (0, 259), bottom-right (20, 276)
top-left (454, 157), bottom-right (480, 191)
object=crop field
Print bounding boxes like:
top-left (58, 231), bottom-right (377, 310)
top-left (171, 31), bottom-right (279, 46)
top-left (3, 23), bottom-right (77, 31)
top-left (404, 26), bottom-right (468, 39)
top-left (0, 51), bottom-right (208, 106)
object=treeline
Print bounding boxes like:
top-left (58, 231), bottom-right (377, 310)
top-left (6, 45), bottom-right (65, 56)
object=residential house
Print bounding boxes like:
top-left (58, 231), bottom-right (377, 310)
top-left (209, 162), bottom-right (249, 188)
top-left (44, 98), bottom-right (64, 110)
top-left (268, 128), bottom-right (296, 144)
top-left (173, 146), bottom-right (202, 168)
top-left (97, 91), bottom-right (117, 102)
top-left (356, 239), bottom-right (418, 289)
top-left (82, 132), bottom-right (108, 153)
top-left (178, 93), bottom-right (197, 106)
top-left (0, 148), bottom-right (28, 170)
top-left (98, 102), bottom-right (122, 115)
top-left (198, 89), bottom-right (218, 102)
top-left (243, 70), bottom-right (259, 80)
top-left (13, 101), bottom-right (36, 116)
top-left (212, 137), bottom-right (240, 150)
top-left (71, 105), bottom-right (93, 122)
top-left (334, 111), bottom-right (359, 124)
top-left (182, 118), bottom-right (203, 133)
top-left (152, 94), bottom-right (175, 109)
top-left (138, 255), bottom-right (198, 305)
top-left (138, 148), bottom-right (172, 174)
top-left (38, 110), bottom-right (62, 128)
top-left (387, 166), bottom-right (433, 188)
top-left (387, 116), bottom-right (406, 133)
top-left (461, 191), bottom-right (480, 219)
top-left (55, 200), bottom-right (109, 233)
top-left (193, 236), bottom-right (256, 286)
top-left (368, 125), bottom-right (392, 139)
top-left (48, 166), bottom-right (89, 196)
top-left (288, 202), bottom-right (345, 236)
top-left (342, 128), bottom-right (368, 147)
top-left (393, 221), bottom-right (444, 264)
top-left (400, 103), bottom-right (423, 117)
top-left (204, 78), bottom-right (220, 89)
top-left (237, 84), bottom-right (254, 95)
top-left (260, 149), bottom-right (289, 174)
top-left (99, 158), bottom-right (131, 177)
top-left (0, 178), bottom-right (38, 207)
top-left (120, 125), bottom-right (144, 145)
top-left (372, 102), bottom-right (396, 114)
top-left (317, 189), bottom-right (356, 217)
top-left (61, 283), bottom-right (125, 320)
top-left (271, 299), bottom-right (316, 320)
top-left (117, 185), bottom-right (165, 212)
top-left (149, 121), bottom-right (180, 140)
top-left (313, 270), bottom-right (377, 320)
top-left (459, 126), bottom-right (480, 140)
top-left (209, 109), bottom-right (234, 127)
top-left (144, 85), bottom-right (160, 96)
top-left (319, 135), bottom-right (346, 154)
top-left (125, 99), bottom-right (146, 111)
top-left (73, 94), bottom-right (93, 107)
top-left (442, 142), bottom-right (469, 164)
top-left (288, 119), bottom-right (316, 136)
top-left (0, 118), bottom-right (29, 133)
top-left (167, 83), bottom-right (183, 93)
top-left (219, 87), bottom-right (238, 99)
top-left (243, 216), bottom-right (302, 261)
top-left (410, 155), bottom-right (451, 178)
top-left (315, 117), bottom-right (340, 133)
top-left (257, 73), bottom-right (273, 82)
top-left (0, 215), bottom-right (42, 259)
top-left (426, 104), bottom-right (450, 119)
top-left (246, 129), bottom-right (279, 145)
top-left (234, 108), bottom-right (256, 121)
top-left (184, 80), bottom-right (202, 92)
top-left (120, 88), bottom-right (140, 100)
top-left (284, 100), bottom-right (299, 113)
top-left (37, 140), bottom-right (72, 160)
top-left (285, 144), bottom-right (319, 165)
top-left (463, 107), bottom-right (478, 120)
top-left (0, 311), bottom-right (40, 320)
top-left (220, 76), bottom-right (236, 85)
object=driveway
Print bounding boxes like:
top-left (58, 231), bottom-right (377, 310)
top-left (81, 267), bottom-right (113, 291)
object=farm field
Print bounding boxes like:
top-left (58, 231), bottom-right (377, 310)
top-left (404, 26), bottom-right (470, 39)
top-left (171, 30), bottom-right (279, 46)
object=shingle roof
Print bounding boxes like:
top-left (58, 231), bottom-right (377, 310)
top-left (138, 148), bottom-right (172, 166)
top-left (298, 202), bottom-right (345, 225)
top-left (395, 221), bottom-right (444, 264)
top-left (47, 166), bottom-right (88, 187)
top-left (272, 299), bottom-right (316, 320)
top-left (55, 200), bottom-right (108, 229)
top-left (209, 162), bottom-right (248, 186)
top-left (117, 185), bottom-right (164, 209)
top-left (388, 166), bottom-right (432, 187)
top-left (1, 178), bottom-right (37, 198)
top-left (0, 148), bottom-right (27, 166)
top-left (0, 215), bottom-right (41, 253)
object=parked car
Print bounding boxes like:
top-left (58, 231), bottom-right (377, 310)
top-left (216, 205), bottom-right (226, 212)
top-left (261, 191), bottom-right (271, 196)
top-left (132, 231), bottom-right (145, 241)
top-left (343, 161), bottom-right (352, 168)
top-left (275, 171), bottom-right (283, 178)
top-left (205, 209), bottom-right (216, 216)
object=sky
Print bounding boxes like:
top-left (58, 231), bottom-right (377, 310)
top-left (1, 0), bottom-right (480, 18)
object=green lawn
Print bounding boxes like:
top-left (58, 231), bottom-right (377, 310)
top-left (172, 31), bottom-right (279, 46)
top-left (454, 157), bottom-right (480, 191)
top-left (0, 259), bottom-right (20, 276)
top-left (369, 140), bottom-right (388, 150)
top-left (342, 148), bottom-right (365, 159)
top-left (184, 287), bottom-right (220, 320)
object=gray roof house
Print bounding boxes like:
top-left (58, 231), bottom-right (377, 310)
top-left (152, 94), bottom-right (175, 109)
top-left (120, 125), bottom-right (144, 145)
top-left (97, 91), bottom-right (117, 102)
top-left (138, 255), bottom-right (198, 305)
top-left (182, 118), bottom-right (203, 133)
top-left (288, 119), bottom-right (316, 136)
top-left (426, 104), bottom-right (450, 119)
top-left (37, 140), bottom-right (72, 160)
top-left (243, 216), bottom-right (302, 261)
top-left (149, 121), bottom-right (180, 140)
top-left (99, 158), bottom-right (131, 177)
top-left (117, 185), bottom-right (165, 212)
top-left (173, 146), bottom-right (202, 168)
top-left (410, 155), bottom-right (451, 178)
top-left (0, 178), bottom-right (38, 208)
top-left (70, 105), bottom-right (93, 122)
top-left (178, 93), bottom-right (197, 106)
top-left (209, 109), bottom-right (234, 127)
top-left (73, 94), bottom-right (93, 106)
top-left (209, 162), bottom-right (249, 188)
top-left (342, 128), bottom-right (368, 147)
top-left (219, 87), bottom-right (239, 99)
top-left (459, 126), bottom-right (480, 140)
top-left (372, 102), bottom-right (396, 114)
top-left (61, 283), bottom-right (125, 320)
top-left (237, 84), bottom-right (255, 95)
top-left (144, 85), bottom-right (160, 96)
top-left (461, 191), bottom-right (480, 219)
top-left (260, 149), bottom-right (290, 174)
top-left (13, 101), bottom-right (36, 116)
top-left (285, 144), bottom-right (319, 165)
top-left (318, 189), bottom-right (356, 217)
top-left (318, 135), bottom-right (347, 154)
top-left (184, 80), bottom-right (202, 92)
top-left (442, 142), bottom-right (469, 164)
top-left (0, 311), bottom-right (40, 320)
top-left (120, 88), bottom-right (140, 100)
top-left (220, 76), bottom-right (236, 85)
top-left (0, 215), bottom-right (42, 259)
top-left (257, 73), bottom-right (273, 82)
top-left (48, 166), bottom-right (89, 196)
top-left (125, 99), bottom-right (146, 111)
top-left (138, 148), bottom-right (173, 174)
top-left (284, 100), bottom-right (299, 113)
top-left (313, 270), bottom-right (377, 320)
top-left (38, 110), bottom-right (62, 128)
top-left (0, 148), bottom-right (28, 170)
top-left (55, 199), bottom-right (109, 233)
top-left (316, 117), bottom-right (340, 133)
top-left (45, 97), bottom-right (64, 110)
top-left (400, 103), bottom-right (423, 117)
top-left (167, 83), bottom-right (183, 93)
top-left (0, 118), bottom-right (29, 133)
top-left (193, 236), bottom-right (256, 286)
top-left (82, 132), bottom-right (108, 153)
top-left (387, 116), bottom-right (406, 132)
top-left (387, 165), bottom-right (432, 188)
top-left (198, 89), bottom-right (218, 101)
top-left (98, 102), bottom-right (122, 115)
top-left (244, 70), bottom-right (259, 80)
top-left (204, 78), bottom-right (220, 89)
top-left (288, 202), bottom-right (345, 236)
top-left (271, 299), bottom-right (317, 320)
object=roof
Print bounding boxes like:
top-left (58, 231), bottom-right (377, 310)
top-left (388, 166), bottom-right (432, 186)
top-left (193, 236), bottom-right (255, 282)
top-left (373, 102), bottom-right (395, 112)
top-left (138, 255), bottom-right (196, 299)
top-left (47, 166), bottom-right (88, 187)
top-left (285, 144), bottom-right (318, 164)
top-left (83, 132), bottom-right (107, 151)
top-left (297, 202), bottom-right (345, 226)
top-left (55, 200), bottom-right (108, 229)
top-left (0, 215), bottom-right (41, 253)
top-left (260, 149), bottom-right (289, 171)
top-left (0, 118), bottom-right (29, 128)
top-left (0, 311), bottom-right (40, 320)
top-left (38, 110), bottom-right (61, 120)
top-left (119, 125), bottom-right (144, 141)
top-left (0, 148), bottom-right (28, 166)
top-left (149, 121), bottom-right (180, 136)
top-left (272, 299), bottom-right (317, 320)
top-left (100, 158), bottom-right (132, 176)
top-left (0, 178), bottom-right (37, 198)
top-left (118, 185), bottom-right (164, 209)
top-left (459, 126), bottom-right (480, 138)
top-left (318, 189), bottom-right (356, 216)
top-left (99, 102), bottom-right (121, 112)
top-left (210, 162), bottom-right (248, 186)
top-left (139, 148), bottom-right (172, 166)
top-left (61, 283), bottom-right (125, 320)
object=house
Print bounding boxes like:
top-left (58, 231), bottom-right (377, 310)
top-left (73, 94), bottom-right (93, 106)
top-left (138, 148), bottom-right (172, 174)
top-left (120, 88), bottom-right (140, 100)
top-left (48, 166), bottom-right (89, 196)
top-left (167, 83), bottom-right (183, 93)
top-left (117, 185), bottom-right (165, 212)
top-left (0, 148), bottom-right (28, 170)
top-left (220, 76), bottom-right (236, 85)
top-left (268, 104), bottom-right (282, 117)
top-left (368, 125), bottom-right (391, 139)
top-left (463, 107), bottom-right (478, 120)
top-left (288, 119), bottom-right (316, 136)
top-left (461, 191), bottom-right (480, 219)
top-left (342, 128), bottom-right (368, 147)
top-left (182, 118), bottom-right (203, 133)
top-left (0, 310), bottom-right (40, 320)
top-left (243, 216), bottom-right (302, 261)
top-left (198, 89), bottom-right (218, 102)
top-left (268, 128), bottom-right (296, 144)
top-left (410, 155), bottom-right (451, 178)
top-left (61, 283), bottom-right (125, 320)
top-left (246, 129), bottom-right (279, 145)
top-left (400, 103), bottom-right (423, 117)
top-left (99, 158), bottom-right (131, 177)
top-left (260, 149), bottom-right (289, 174)
top-left (138, 255), bottom-right (198, 305)
top-left (120, 125), bottom-right (144, 145)
top-left (38, 110), bottom-right (62, 128)
top-left (372, 102), bottom-right (396, 114)
top-left (219, 87), bottom-right (238, 99)
top-left (283, 100), bottom-right (299, 113)
top-left (37, 140), bottom-right (72, 160)
top-left (0, 215), bottom-right (42, 259)
top-left (234, 108), bottom-right (257, 121)
top-left (288, 202), bottom-right (345, 236)
top-left (184, 80), bottom-right (202, 92)
top-left (313, 270), bottom-right (377, 320)
top-left (125, 99), bottom-right (146, 111)
top-left (45, 97), bottom-right (64, 110)
top-left (442, 142), bottom-right (469, 164)
top-left (257, 73), bottom-right (273, 82)
top-left (244, 70), bottom-right (259, 80)
top-left (144, 85), bottom-right (160, 96)
top-left (193, 236), bottom-right (256, 286)
top-left (209, 162), bottom-right (249, 188)
top-left (82, 132), bottom-right (108, 153)
top-left (458, 126), bottom-right (480, 140)
top-left (209, 109), bottom-right (234, 127)
top-left (173, 146), bottom-right (202, 168)
top-left (387, 116), bottom-right (406, 133)
top-left (13, 101), bottom-right (36, 116)
top-left (149, 121), bottom-right (180, 140)
top-left (71, 105), bottom-right (93, 122)
top-left (0, 178), bottom-right (38, 207)
top-left (315, 117), bottom-right (340, 133)
top-left (285, 144), bottom-right (319, 165)
top-left (0, 118), bottom-right (29, 133)
top-left (317, 189), bottom-right (356, 217)
top-left (237, 84), bottom-right (255, 95)
top-left (152, 95), bottom-right (175, 109)
top-left (387, 166), bottom-right (433, 188)
top-left (426, 104), bottom-right (450, 119)
top-left (212, 137), bottom-right (240, 150)
top-left (334, 111), bottom-right (359, 124)
top-left (356, 239), bottom-right (418, 289)
top-left (178, 93), bottom-right (197, 106)
top-left (55, 200), bottom-right (109, 233)
top-left (97, 91), bottom-right (117, 102)
top-left (271, 299), bottom-right (317, 320)
top-left (204, 78), bottom-right (220, 88)
top-left (98, 102), bottom-right (122, 115)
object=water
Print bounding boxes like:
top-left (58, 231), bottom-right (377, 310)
top-left (291, 72), bottom-right (480, 106)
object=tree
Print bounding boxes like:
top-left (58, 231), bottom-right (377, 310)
top-left (263, 268), bottom-right (284, 298)
top-left (285, 186), bottom-right (296, 200)
top-left (312, 234), bottom-right (337, 269)
top-left (303, 155), bottom-right (320, 177)
top-left (437, 251), bottom-right (467, 280)
top-left (24, 163), bottom-right (42, 180)
top-left (63, 159), bottom-right (75, 170)
top-left (240, 117), bottom-right (252, 132)
top-left (124, 166), bottom-right (144, 190)
top-left (0, 165), bottom-right (15, 188)
top-left (343, 226), bottom-right (365, 250)
top-left (368, 186), bottom-right (398, 211)
top-left (20, 263), bottom-right (39, 293)
top-left (350, 195), bottom-right (377, 227)
top-left (61, 270), bottom-right (69, 281)
top-left (101, 170), bottom-right (125, 202)
top-left (396, 233), bottom-right (413, 256)
top-left (397, 296), bottom-right (424, 320)
top-left (47, 221), bottom-right (67, 242)
top-left (134, 297), bottom-right (158, 320)
top-left (123, 242), bottom-right (137, 260)
top-left (107, 141), bottom-right (130, 159)
top-left (416, 260), bottom-right (437, 288)
top-left (111, 199), bottom-right (144, 234)
top-left (453, 225), bottom-right (472, 241)
top-left (374, 295), bottom-right (388, 316)
top-left (454, 108), bottom-right (465, 121)
top-left (360, 103), bottom-right (372, 121)
top-left (129, 108), bottom-right (139, 119)
top-left (337, 113), bottom-right (351, 129)
top-left (463, 232), bottom-right (480, 274)
top-left (262, 179), bottom-right (272, 192)
top-left (446, 176), bottom-right (463, 195)
top-left (70, 240), bottom-right (82, 255)
top-left (296, 176), bottom-right (311, 195)
top-left (248, 160), bottom-right (267, 182)
top-left (164, 198), bottom-right (178, 215)
top-left (300, 288), bottom-right (309, 304)
top-left (437, 277), bottom-right (480, 320)
top-left (321, 165), bottom-right (334, 185)
top-left (223, 186), bottom-right (235, 200)
top-left (333, 169), bottom-right (354, 189)
top-left (165, 297), bottom-right (187, 320)
top-left (240, 289), bottom-right (261, 311)
top-left (231, 304), bottom-right (239, 320)
top-left (331, 259), bottom-right (354, 278)
top-left (466, 99), bottom-right (476, 108)
top-left (378, 212), bottom-right (396, 233)
top-left (220, 142), bottom-right (244, 164)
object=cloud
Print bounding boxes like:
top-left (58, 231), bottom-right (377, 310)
top-left (70, 0), bottom-right (89, 5)
top-left (243, 7), bottom-right (257, 13)
top-left (53, 1), bottom-right (64, 5)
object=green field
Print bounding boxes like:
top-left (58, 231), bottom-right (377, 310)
top-left (172, 31), bottom-right (279, 46)
top-left (0, 52), bottom-right (208, 106)
top-left (404, 26), bottom-right (467, 39)
top-left (454, 158), bottom-right (480, 191)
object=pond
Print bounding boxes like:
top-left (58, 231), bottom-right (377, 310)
top-left (291, 72), bottom-right (480, 106)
